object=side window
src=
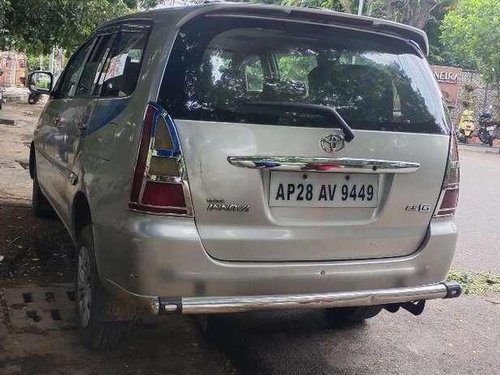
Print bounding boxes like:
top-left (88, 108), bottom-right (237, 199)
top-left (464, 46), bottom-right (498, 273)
top-left (56, 40), bottom-right (94, 98)
top-left (100, 30), bottom-right (148, 97)
top-left (244, 58), bottom-right (264, 92)
top-left (392, 81), bottom-right (402, 121)
top-left (75, 34), bottom-right (115, 97)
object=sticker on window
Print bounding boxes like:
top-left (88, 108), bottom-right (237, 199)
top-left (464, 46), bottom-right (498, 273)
top-left (105, 53), bottom-right (128, 81)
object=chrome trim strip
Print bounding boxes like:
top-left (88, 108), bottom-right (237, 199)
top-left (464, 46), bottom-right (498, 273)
top-left (227, 156), bottom-right (420, 174)
top-left (148, 175), bottom-right (182, 184)
top-left (171, 282), bottom-right (459, 314)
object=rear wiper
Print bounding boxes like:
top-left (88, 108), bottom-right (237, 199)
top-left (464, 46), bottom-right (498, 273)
top-left (242, 101), bottom-right (355, 142)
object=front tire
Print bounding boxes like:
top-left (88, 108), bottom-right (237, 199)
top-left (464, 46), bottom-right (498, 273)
top-left (325, 305), bottom-right (382, 325)
top-left (76, 226), bottom-right (134, 350)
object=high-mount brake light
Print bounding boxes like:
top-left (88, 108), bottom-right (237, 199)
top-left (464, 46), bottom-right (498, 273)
top-left (433, 134), bottom-right (459, 217)
top-left (129, 103), bottom-right (192, 216)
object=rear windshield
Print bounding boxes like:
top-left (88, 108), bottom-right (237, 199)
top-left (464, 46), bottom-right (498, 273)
top-left (160, 17), bottom-right (449, 134)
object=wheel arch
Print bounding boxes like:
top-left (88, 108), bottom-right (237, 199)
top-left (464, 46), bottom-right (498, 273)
top-left (72, 191), bottom-right (92, 240)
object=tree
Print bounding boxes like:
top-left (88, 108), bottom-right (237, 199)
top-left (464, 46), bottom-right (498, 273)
top-left (0, 1), bottom-right (8, 30)
top-left (364, 0), bottom-right (442, 29)
top-left (440, 0), bottom-right (500, 86)
top-left (424, 0), bottom-right (461, 65)
top-left (280, 0), bottom-right (450, 29)
top-left (280, 0), bottom-right (354, 12)
top-left (0, 0), bottom-right (159, 54)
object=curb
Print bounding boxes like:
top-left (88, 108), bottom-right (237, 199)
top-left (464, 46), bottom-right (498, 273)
top-left (3, 95), bottom-right (28, 104)
top-left (458, 144), bottom-right (500, 154)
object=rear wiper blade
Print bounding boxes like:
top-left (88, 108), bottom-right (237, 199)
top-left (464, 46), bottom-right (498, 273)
top-left (242, 101), bottom-right (355, 142)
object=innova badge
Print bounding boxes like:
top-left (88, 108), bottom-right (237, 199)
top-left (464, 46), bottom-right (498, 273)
top-left (320, 134), bottom-right (345, 153)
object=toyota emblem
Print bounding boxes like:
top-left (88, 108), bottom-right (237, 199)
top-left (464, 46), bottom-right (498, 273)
top-left (320, 134), bottom-right (345, 153)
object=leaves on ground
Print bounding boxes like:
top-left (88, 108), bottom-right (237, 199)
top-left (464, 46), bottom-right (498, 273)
top-left (446, 270), bottom-right (500, 295)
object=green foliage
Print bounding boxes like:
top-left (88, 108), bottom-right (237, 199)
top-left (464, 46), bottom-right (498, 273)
top-left (447, 270), bottom-right (500, 295)
top-left (0, 0), bottom-right (134, 54)
top-left (280, 0), bottom-right (353, 12)
top-left (440, 0), bottom-right (500, 84)
top-left (365, 0), bottom-right (441, 29)
top-left (0, 0), bottom-right (9, 30)
top-left (425, 0), bottom-right (460, 65)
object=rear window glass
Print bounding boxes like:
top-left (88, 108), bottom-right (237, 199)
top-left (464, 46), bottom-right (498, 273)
top-left (160, 17), bottom-right (449, 134)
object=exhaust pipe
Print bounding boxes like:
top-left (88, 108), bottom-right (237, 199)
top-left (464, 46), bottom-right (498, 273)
top-left (384, 300), bottom-right (426, 316)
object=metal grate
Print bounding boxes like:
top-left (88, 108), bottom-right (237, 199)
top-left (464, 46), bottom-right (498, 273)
top-left (2, 285), bottom-right (76, 332)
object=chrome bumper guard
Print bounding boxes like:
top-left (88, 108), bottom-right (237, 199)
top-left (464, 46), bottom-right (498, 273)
top-left (150, 282), bottom-right (461, 315)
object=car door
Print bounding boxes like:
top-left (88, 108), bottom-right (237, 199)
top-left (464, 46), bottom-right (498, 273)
top-left (35, 39), bottom-right (96, 221)
top-left (55, 32), bottom-right (119, 215)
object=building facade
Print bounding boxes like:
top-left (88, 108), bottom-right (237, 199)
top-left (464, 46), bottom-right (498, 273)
top-left (0, 51), bottom-right (27, 86)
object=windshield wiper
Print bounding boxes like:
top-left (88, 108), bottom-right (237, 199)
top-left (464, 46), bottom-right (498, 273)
top-left (241, 101), bottom-right (355, 142)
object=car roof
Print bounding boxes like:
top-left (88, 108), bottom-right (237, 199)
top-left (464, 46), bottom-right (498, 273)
top-left (99, 2), bottom-right (429, 55)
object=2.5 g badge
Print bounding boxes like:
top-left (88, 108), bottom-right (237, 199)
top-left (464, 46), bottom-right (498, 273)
top-left (405, 204), bottom-right (431, 213)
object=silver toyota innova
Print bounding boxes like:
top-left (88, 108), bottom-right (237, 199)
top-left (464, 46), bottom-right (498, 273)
top-left (28, 3), bottom-right (461, 349)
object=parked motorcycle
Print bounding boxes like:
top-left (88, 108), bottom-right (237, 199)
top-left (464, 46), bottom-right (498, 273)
top-left (477, 112), bottom-right (500, 147)
top-left (28, 91), bottom-right (42, 105)
top-left (457, 109), bottom-right (475, 143)
top-left (26, 71), bottom-right (43, 105)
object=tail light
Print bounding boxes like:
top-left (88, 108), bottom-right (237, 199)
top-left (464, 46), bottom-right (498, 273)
top-left (433, 134), bottom-right (459, 217)
top-left (129, 103), bottom-right (193, 216)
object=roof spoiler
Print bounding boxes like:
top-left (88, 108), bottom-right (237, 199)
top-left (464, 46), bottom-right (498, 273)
top-left (176, 4), bottom-right (429, 56)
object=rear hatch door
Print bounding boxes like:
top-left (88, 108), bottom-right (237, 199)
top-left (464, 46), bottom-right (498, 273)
top-left (161, 15), bottom-right (450, 261)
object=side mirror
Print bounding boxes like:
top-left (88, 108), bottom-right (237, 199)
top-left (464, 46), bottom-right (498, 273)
top-left (27, 71), bottom-right (53, 94)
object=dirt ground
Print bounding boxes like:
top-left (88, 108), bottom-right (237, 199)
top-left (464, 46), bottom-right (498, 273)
top-left (0, 102), bottom-right (235, 374)
top-left (0, 101), bottom-right (499, 375)
top-left (0, 103), bottom-right (73, 286)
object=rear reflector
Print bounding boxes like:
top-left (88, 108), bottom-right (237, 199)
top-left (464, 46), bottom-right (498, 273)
top-left (142, 181), bottom-right (186, 208)
top-left (434, 134), bottom-right (459, 217)
top-left (129, 103), bottom-right (192, 216)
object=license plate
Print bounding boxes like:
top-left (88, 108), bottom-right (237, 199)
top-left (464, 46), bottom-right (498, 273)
top-left (269, 172), bottom-right (378, 208)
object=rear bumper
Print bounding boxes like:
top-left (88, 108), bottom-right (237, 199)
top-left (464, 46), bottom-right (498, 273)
top-left (151, 281), bottom-right (461, 315)
top-left (93, 214), bottom-right (458, 306)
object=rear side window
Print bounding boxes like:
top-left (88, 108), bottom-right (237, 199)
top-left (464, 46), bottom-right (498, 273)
top-left (75, 34), bottom-right (115, 97)
top-left (161, 18), bottom-right (449, 134)
top-left (100, 30), bottom-right (148, 97)
top-left (56, 40), bottom-right (94, 98)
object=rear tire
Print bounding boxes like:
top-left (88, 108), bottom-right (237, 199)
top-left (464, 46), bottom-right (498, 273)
top-left (325, 305), bottom-right (382, 325)
top-left (76, 226), bottom-right (134, 350)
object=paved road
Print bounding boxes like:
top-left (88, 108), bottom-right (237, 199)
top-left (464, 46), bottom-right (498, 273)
top-left (453, 150), bottom-right (500, 274)
top-left (0, 103), bottom-right (499, 374)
